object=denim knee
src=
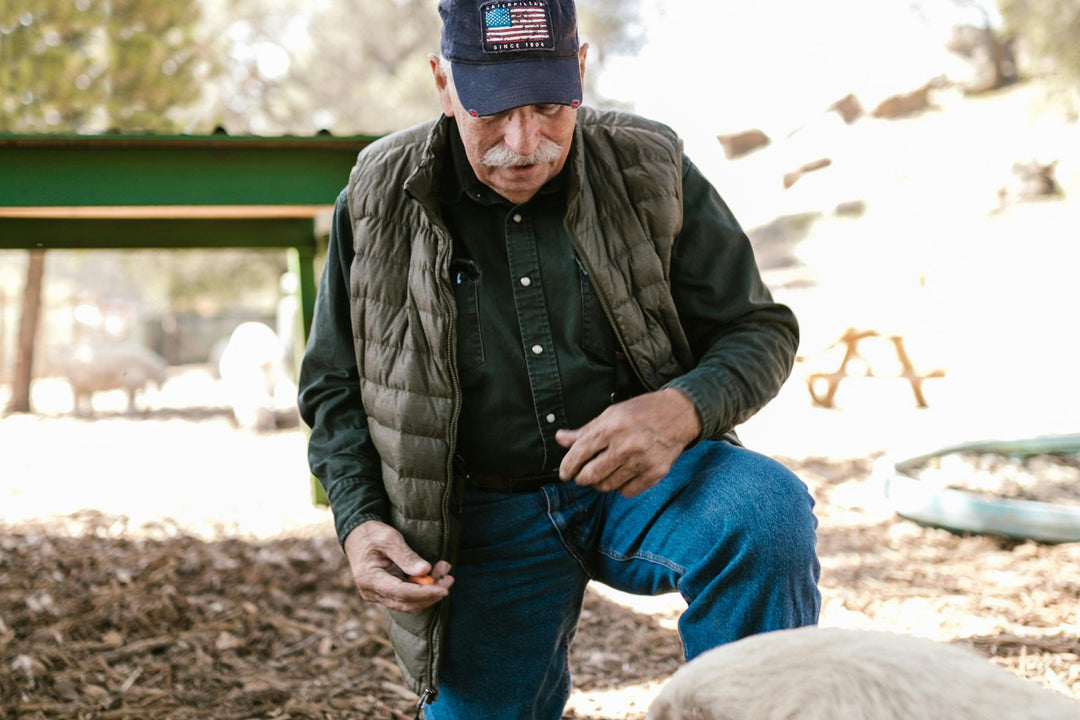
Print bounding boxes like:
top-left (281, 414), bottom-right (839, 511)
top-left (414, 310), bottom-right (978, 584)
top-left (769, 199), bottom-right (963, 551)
top-left (717, 453), bottom-right (819, 576)
top-left (676, 448), bottom-right (821, 651)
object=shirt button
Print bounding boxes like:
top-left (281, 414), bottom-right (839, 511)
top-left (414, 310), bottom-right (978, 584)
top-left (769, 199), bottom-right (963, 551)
top-left (520, 276), bottom-right (532, 287)
top-left (512, 213), bottom-right (523, 223)
top-left (531, 345), bottom-right (544, 355)
top-left (546, 413), bottom-right (556, 424)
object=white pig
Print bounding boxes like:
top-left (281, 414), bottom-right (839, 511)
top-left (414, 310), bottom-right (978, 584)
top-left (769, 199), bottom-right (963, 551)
top-left (217, 321), bottom-right (297, 432)
top-left (646, 626), bottom-right (1079, 720)
top-left (64, 343), bottom-right (168, 417)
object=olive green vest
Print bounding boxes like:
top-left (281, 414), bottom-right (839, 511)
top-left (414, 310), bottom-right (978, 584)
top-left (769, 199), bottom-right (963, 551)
top-left (346, 106), bottom-right (691, 698)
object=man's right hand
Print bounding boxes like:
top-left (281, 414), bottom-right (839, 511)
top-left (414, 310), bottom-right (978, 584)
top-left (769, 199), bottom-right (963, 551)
top-left (342, 521), bottom-right (453, 614)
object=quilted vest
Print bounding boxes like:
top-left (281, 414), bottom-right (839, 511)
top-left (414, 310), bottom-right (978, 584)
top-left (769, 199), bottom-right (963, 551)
top-left (346, 106), bottom-right (692, 698)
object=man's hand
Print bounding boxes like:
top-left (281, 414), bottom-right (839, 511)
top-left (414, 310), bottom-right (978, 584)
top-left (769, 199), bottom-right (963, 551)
top-left (556, 387), bottom-right (702, 497)
top-left (342, 521), bottom-right (453, 613)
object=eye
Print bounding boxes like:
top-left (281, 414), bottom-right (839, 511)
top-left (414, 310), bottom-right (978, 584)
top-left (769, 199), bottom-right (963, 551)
top-left (534, 104), bottom-right (562, 115)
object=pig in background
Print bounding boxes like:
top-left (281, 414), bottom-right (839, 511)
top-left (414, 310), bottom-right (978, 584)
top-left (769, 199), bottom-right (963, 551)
top-left (63, 343), bottom-right (168, 418)
top-left (646, 626), bottom-right (1079, 720)
top-left (216, 321), bottom-right (298, 432)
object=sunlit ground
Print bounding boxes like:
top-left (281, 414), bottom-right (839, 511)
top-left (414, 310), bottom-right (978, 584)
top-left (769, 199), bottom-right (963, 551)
top-left (0, 367), bottom-right (330, 540)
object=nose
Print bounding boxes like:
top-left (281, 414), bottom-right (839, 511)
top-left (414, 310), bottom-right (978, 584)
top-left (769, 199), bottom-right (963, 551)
top-left (501, 108), bottom-right (543, 157)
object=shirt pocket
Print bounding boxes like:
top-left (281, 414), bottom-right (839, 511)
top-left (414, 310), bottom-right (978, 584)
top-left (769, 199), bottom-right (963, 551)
top-left (451, 259), bottom-right (485, 372)
top-left (577, 258), bottom-right (616, 365)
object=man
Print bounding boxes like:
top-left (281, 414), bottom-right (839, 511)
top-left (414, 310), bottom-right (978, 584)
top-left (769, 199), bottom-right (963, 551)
top-left (297, 0), bottom-right (821, 717)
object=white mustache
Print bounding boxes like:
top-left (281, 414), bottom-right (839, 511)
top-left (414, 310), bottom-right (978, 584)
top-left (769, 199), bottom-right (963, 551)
top-left (481, 140), bottom-right (564, 168)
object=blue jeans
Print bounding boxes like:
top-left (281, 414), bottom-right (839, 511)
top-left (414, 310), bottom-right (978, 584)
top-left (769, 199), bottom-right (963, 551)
top-left (423, 440), bottom-right (821, 720)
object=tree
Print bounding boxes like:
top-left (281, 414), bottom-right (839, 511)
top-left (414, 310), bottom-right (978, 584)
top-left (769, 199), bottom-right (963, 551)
top-left (0, 0), bottom-right (210, 413)
top-left (998, 0), bottom-right (1080, 106)
top-left (0, 0), bottom-right (105, 131)
top-left (5, 251), bottom-right (44, 414)
top-left (104, 0), bottom-right (209, 131)
top-left (205, 0), bottom-right (645, 136)
top-left (0, 0), bottom-right (212, 132)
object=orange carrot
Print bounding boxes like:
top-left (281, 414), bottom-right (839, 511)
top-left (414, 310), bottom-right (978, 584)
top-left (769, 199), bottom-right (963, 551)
top-left (409, 574), bottom-right (435, 585)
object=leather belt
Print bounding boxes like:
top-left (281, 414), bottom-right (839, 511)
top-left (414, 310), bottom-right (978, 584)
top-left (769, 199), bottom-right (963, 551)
top-left (460, 463), bottom-right (562, 493)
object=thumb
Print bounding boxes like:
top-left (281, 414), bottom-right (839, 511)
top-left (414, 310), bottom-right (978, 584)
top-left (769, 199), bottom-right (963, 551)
top-left (385, 539), bottom-right (431, 577)
top-left (348, 522), bottom-right (432, 578)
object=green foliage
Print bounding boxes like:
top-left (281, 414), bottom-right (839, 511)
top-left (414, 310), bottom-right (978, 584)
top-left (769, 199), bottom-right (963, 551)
top-left (0, 0), bottom-right (211, 133)
top-left (106, 0), bottom-right (205, 130)
top-left (0, 0), bottom-right (104, 131)
top-left (999, 0), bottom-right (1080, 85)
top-left (213, 0), bottom-right (644, 136)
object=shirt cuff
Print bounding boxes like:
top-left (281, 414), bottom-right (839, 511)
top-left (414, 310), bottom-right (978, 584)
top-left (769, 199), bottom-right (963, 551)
top-left (664, 373), bottom-right (726, 442)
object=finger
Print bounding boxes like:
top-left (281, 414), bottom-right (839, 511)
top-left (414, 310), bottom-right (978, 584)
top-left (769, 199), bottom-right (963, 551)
top-left (431, 560), bottom-right (454, 583)
top-left (596, 462), bottom-right (635, 494)
top-left (582, 436), bottom-right (641, 485)
top-left (554, 428), bottom-right (579, 448)
top-left (588, 451), bottom-right (664, 496)
top-left (380, 540), bottom-right (432, 579)
top-left (555, 428), bottom-right (585, 479)
top-left (377, 587), bottom-right (449, 614)
top-left (368, 573), bottom-right (450, 613)
top-left (415, 562), bottom-right (455, 591)
top-left (558, 430), bottom-right (607, 481)
top-left (572, 450), bottom-right (624, 490)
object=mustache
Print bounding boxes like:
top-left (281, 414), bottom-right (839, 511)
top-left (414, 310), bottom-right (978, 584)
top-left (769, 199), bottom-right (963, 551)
top-left (481, 139), bottom-right (564, 168)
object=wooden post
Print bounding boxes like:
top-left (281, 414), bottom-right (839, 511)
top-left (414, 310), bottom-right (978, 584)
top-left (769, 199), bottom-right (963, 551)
top-left (288, 241), bottom-right (328, 507)
top-left (5, 249), bottom-right (46, 415)
top-left (0, 288), bottom-right (7, 382)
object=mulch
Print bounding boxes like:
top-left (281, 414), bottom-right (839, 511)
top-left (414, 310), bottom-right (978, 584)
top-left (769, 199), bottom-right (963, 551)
top-left (2, 452), bottom-right (1079, 719)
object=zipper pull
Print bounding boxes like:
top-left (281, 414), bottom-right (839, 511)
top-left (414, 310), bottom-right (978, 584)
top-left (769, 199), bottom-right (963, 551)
top-left (413, 687), bottom-right (435, 719)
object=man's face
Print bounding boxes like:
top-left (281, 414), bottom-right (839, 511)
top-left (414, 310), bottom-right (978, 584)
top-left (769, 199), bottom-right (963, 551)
top-left (431, 47), bottom-right (587, 205)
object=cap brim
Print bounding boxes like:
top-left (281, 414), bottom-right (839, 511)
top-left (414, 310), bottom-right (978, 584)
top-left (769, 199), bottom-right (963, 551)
top-left (451, 55), bottom-right (582, 117)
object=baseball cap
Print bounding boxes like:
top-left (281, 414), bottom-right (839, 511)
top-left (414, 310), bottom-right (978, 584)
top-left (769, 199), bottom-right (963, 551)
top-left (439, 0), bottom-right (583, 117)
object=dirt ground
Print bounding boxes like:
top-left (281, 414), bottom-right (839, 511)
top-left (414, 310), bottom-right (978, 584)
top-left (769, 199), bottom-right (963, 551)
top-left (2, 80), bottom-right (1080, 719)
top-left (1, 368), bottom-right (1079, 720)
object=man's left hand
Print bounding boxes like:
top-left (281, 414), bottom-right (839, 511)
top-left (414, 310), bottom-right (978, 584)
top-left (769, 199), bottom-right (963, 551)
top-left (555, 387), bottom-right (702, 497)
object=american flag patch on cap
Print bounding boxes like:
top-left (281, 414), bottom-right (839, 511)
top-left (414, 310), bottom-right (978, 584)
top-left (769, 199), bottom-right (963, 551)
top-left (481, 0), bottom-right (554, 53)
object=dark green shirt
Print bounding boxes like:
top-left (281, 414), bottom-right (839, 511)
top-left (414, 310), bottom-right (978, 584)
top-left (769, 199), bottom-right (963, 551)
top-left (440, 130), bottom-right (617, 474)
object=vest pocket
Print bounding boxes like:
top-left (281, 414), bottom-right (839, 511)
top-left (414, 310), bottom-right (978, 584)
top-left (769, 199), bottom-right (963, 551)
top-left (451, 259), bottom-right (485, 372)
top-left (577, 258), bottom-right (616, 365)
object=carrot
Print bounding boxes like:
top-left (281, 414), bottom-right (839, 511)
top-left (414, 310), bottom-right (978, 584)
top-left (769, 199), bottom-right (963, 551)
top-left (409, 574), bottom-right (435, 585)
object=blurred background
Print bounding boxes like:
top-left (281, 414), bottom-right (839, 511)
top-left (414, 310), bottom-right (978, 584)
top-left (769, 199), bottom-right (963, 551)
top-left (2, 3), bottom-right (1080, 718)
top-left (0, 0), bottom-right (1078, 473)
top-left (0, 0), bottom-right (651, 415)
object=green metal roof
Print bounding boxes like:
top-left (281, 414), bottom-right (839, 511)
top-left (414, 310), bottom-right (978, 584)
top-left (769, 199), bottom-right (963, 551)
top-left (0, 132), bottom-right (379, 370)
top-left (0, 132), bottom-right (376, 210)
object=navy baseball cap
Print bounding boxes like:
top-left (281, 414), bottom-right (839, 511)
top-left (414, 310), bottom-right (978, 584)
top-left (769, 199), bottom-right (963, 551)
top-left (439, 0), bottom-right (583, 117)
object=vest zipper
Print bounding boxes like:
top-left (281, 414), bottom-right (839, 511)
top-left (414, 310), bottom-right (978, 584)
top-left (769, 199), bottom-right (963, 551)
top-left (427, 222), bottom-right (463, 705)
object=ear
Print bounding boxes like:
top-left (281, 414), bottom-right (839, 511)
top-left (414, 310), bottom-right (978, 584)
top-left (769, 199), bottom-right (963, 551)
top-left (578, 42), bottom-right (589, 87)
top-left (429, 54), bottom-right (455, 118)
